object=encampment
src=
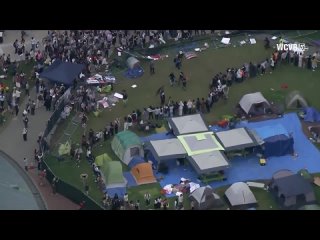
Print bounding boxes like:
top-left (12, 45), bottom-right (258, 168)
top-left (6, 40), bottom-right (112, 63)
top-left (111, 131), bottom-right (144, 165)
top-left (286, 90), bottom-right (308, 109)
top-left (130, 162), bottom-right (156, 185)
top-left (189, 186), bottom-right (223, 210)
top-left (238, 92), bottom-right (270, 117)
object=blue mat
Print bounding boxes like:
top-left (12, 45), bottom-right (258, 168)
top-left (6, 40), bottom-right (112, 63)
top-left (154, 158), bottom-right (203, 197)
top-left (123, 171), bottom-right (138, 187)
top-left (124, 66), bottom-right (144, 79)
top-left (142, 113), bottom-right (320, 191)
top-left (209, 113), bottom-right (320, 189)
top-left (104, 187), bottom-right (126, 198)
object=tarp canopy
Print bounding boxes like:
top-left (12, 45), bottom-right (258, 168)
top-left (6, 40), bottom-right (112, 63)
top-left (130, 162), bottom-right (156, 185)
top-left (252, 125), bottom-right (294, 158)
top-left (189, 186), bottom-right (223, 210)
top-left (177, 132), bottom-right (224, 156)
top-left (102, 161), bottom-right (127, 189)
top-left (188, 151), bottom-right (229, 175)
top-left (286, 90), bottom-right (308, 109)
top-left (168, 114), bottom-right (209, 135)
top-left (215, 128), bottom-right (259, 151)
top-left (239, 92), bottom-right (270, 115)
top-left (95, 153), bottom-right (112, 167)
top-left (111, 131), bottom-right (144, 165)
top-left (303, 107), bottom-right (320, 123)
top-left (39, 59), bottom-right (84, 86)
top-left (147, 139), bottom-right (187, 162)
top-left (225, 182), bottom-right (257, 207)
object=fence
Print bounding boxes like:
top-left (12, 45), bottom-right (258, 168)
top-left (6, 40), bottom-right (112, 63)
top-left (42, 156), bottom-right (103, 210)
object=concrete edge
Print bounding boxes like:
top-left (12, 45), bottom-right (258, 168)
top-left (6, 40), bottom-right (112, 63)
top-left (0, 150), bottom-right (47, 210)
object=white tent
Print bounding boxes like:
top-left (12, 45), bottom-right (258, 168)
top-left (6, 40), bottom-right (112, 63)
top-left (286, 90), bottom-right (308, 109)
top-left (189, 186), bottom-right (223, 210)
top-left (239, 92), bottom-right (270, 115)
top-left (225, 182), bottom-right (257, 207)
top-left (148, 139), bottom-right (187, 162)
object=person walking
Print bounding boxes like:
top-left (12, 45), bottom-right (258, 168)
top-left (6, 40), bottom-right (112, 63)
top-left (23, 116), bottom-right (29, 128)
top-left (22, 127), bottom-right (28, 141)
top-left (24, 157), bottom-right (28, 171)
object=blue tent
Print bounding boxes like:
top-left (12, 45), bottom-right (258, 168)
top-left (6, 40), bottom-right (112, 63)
top-left (39, 59), bottom-right (85, 86)
top-left (304, 107), bottom-right (320, 123)
top-left (264, 134), bottom-right (294, 158)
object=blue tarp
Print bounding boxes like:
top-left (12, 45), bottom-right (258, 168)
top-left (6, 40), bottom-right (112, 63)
top-left (253, 124), bottom-right (289, 139)
top-left (128, 156), bottom-right (145, 169)
top-left (304, 107), bottom-right (320, 123)
top-left (39, 59), bottom-right (85, 86)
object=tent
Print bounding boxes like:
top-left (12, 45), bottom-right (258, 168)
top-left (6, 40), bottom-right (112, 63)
top-left (147, 139), bottom-right (187, 163)
top-left (126, 57), bottom-right (140, 69)
top-left (168, 114), bottom-right (209, 135)
top-left (177, 132), bottom-right (224, 156)
top-left (270, 173), bottom-right (316, 208)
top-left (128, 156), bottom-right (146, 169)
top-left (252, 124), bottom-right (294, 158)
top-left (225, 182), bottom-right (257, 208)
top-left (58, 141), bottom-right (71, 156)
top-left (215, 128), bottom-right (259, 151)
top-left (187, 151), bottom-right (229, 175)
top-left (303, 107), bottom-right (320, 123)
top-left (130, 162), bottom-right (157, 185)
top-left (111, 131), bottom-right (144, 165)
top-left (101, 161), bottom-right (127, 189)
top-left (239, 92), bottom-right (270, 116)
top-left (95, 153), bottom-right (112, 167)
top-left (39, 59), bottom-right (84, 86)
top-left (286, 90), bottom-right (308, 109)
top-left (189, 186), bottom-right (223, 210)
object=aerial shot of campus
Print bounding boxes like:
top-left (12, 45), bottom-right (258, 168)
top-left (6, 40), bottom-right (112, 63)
top-left (1, 30), bottom-right (320, 210)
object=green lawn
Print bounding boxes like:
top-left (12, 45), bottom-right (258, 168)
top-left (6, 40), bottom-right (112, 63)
top-left (45, 37), bottom-right (320, 209)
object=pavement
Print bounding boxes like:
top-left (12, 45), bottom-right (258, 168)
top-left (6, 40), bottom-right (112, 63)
top-left (0, 30), bottom-right (78, 210)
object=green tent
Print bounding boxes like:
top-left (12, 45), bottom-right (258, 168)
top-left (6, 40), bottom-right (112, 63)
top-left (111, 131), bottom-right (144, 165)
top-left (101, 161), bottom-right (127, 189)
top-left (95, 153), bottom-right (112, 167)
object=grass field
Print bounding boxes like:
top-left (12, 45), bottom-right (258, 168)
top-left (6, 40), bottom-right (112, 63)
top-left (45, 37), bottom-right (320, 209)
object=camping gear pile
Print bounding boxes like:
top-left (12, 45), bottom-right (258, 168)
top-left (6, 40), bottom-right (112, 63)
top-left (86, 74), bottom-right (116, 85)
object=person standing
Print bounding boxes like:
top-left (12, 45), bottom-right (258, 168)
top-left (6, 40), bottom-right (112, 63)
top-left (24, 157), bottom-right (28, 171)
top-left (23, 116), bottom-right (29, 128)
top-left (144, 192), bottom-right (151, 206)
top-left (25, 81), bottom-right (30, 97)
top-left (149, 60), bottom-right (155, 75)
top-left (122, 90), bottom-right (128, 107)
top-left (31, 100), bottom-right (36, 115)
top-left (22, 127), bottom-right (28, 141)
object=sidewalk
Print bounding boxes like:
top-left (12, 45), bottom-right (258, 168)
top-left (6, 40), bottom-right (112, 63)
top-left (0, 30), bottom-right (78, 210)
top-left (0, 86), bottom-right (79, 210)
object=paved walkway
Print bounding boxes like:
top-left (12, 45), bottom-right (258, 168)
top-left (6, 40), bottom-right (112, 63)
top-left (0, 30), bottom-right (78, 210)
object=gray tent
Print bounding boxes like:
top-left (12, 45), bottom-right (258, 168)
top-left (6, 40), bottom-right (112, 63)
top-left (215, 128), bottom-right (259, 151)
top-left (239, 92), bottom-right (270, 116)
top-left (127, 57), bottom-right (140, 69)
top-left (189, 186), bottom-right (223, 210)
top-left (286, 90), bottom-right (308, 109)
top-left (168, 114), bottom-right (209, 135)
top-left (188, 151), bottom-right (229, 175)
top-left (225, 182), bottom-right (257, 208)
top-left (270, 173), bottom-right (316, 208)
top-left (148, 139), bottom-right (187, 162)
